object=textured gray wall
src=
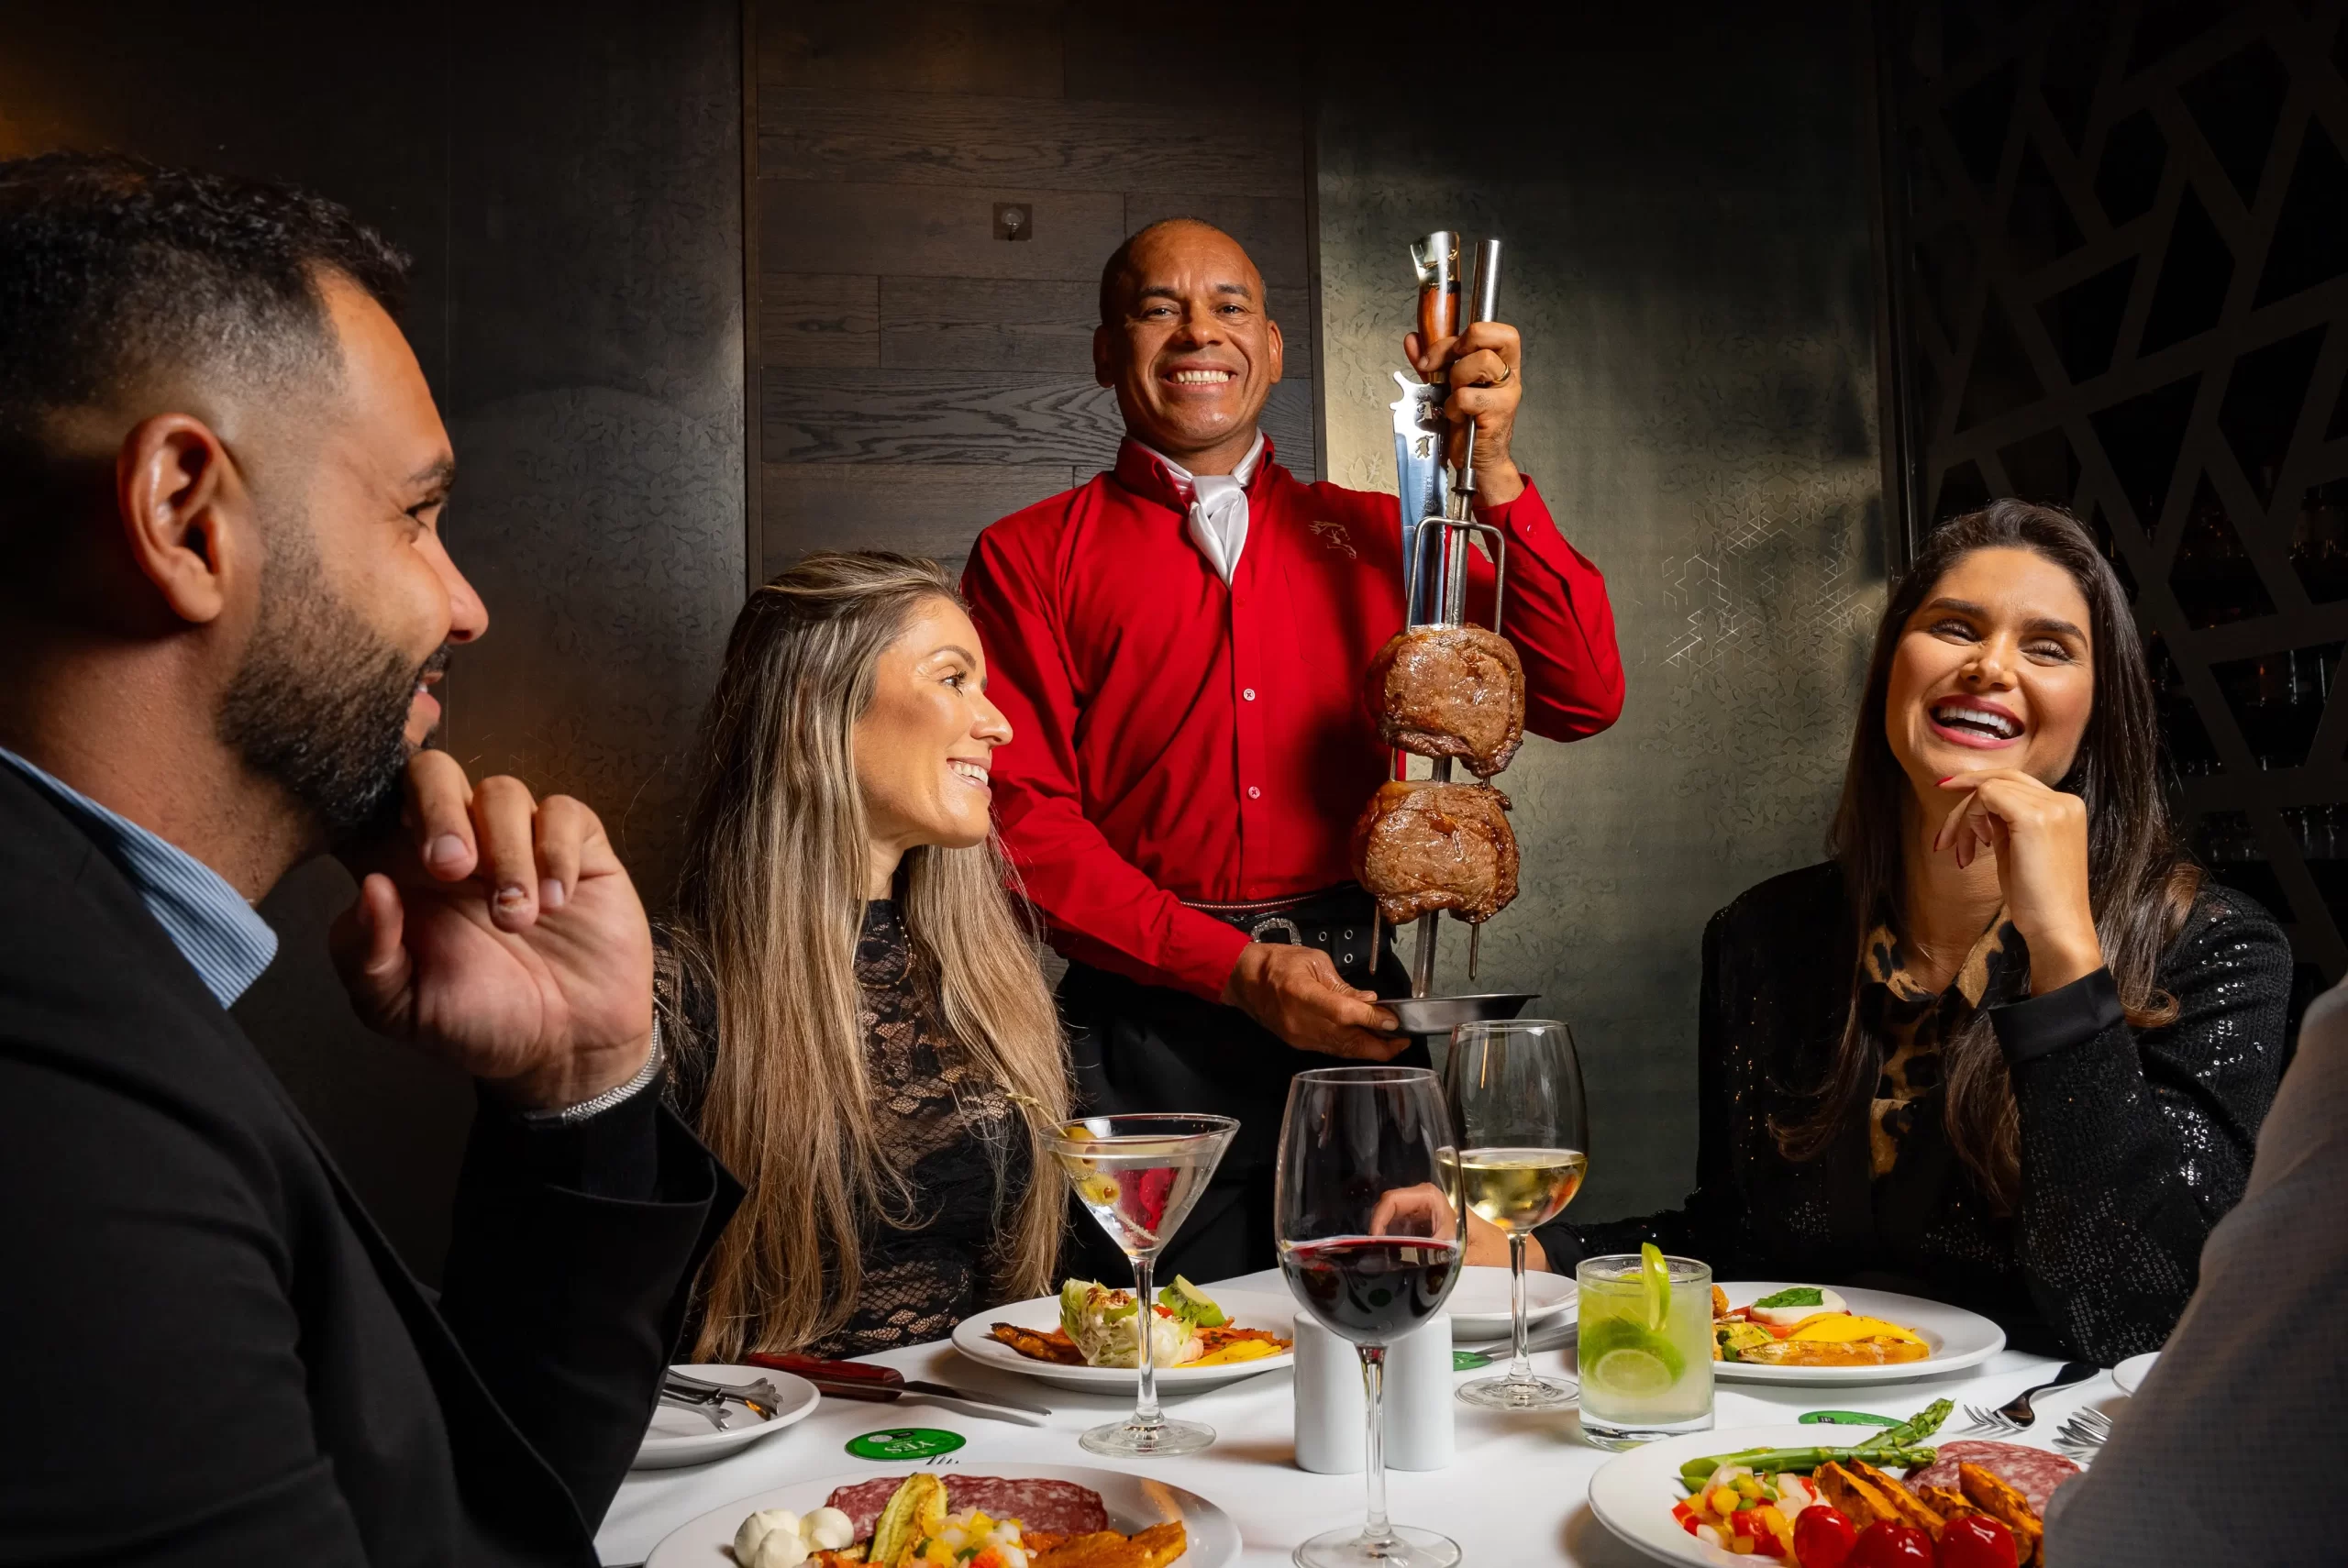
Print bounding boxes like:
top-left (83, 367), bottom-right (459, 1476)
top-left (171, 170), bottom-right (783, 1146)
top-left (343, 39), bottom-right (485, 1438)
top-left (1316, 4), bottom-right (1888, 1220)
top-left (2, 0), bottom-right (745, 1280)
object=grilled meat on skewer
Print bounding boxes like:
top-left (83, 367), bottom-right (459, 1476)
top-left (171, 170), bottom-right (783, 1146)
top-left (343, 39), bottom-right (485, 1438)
top-left (1366, 624), bottom-right (1525, 778)
top-left (1351, 779), bottom-right (1519, 925)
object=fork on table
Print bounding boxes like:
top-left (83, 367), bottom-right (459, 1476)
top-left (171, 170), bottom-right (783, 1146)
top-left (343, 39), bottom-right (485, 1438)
top-left (2054, 1405), bottom-right (2112, 1460)
top-left (1957, 1360), bottom-right (2100, 1434)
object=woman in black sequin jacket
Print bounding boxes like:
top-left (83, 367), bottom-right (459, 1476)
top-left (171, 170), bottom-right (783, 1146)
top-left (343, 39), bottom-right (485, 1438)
top-left (1532, 502), bottom-right (2291, 1362)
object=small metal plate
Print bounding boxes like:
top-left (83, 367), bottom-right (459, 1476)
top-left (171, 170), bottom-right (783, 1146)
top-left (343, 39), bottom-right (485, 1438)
top-left (1379, 991), bottom-right (1539, 1037)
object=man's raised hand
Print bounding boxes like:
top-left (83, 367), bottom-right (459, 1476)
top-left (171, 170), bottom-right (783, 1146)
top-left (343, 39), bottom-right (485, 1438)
top-left (1222, 941), bottom-right (1407, 1062)
top-left (329, 750), bottom-right (654, 1113)
top-left (1403, 318), bottom-right (1526, 505)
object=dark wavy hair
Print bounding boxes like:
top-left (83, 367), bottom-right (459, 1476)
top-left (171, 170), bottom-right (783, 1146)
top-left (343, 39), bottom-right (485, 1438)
top-left (1774, 499), bottom-right (2198, 1209)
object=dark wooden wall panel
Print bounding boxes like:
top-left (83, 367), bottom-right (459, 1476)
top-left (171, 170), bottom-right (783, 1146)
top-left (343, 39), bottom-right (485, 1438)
top-left (763, 273), bottom-right (880, 367)
top-left (752, 0), bottom-right (1312, 583)
top-left (761, 182), bottom-right (1127, 280)
top-left (763, 463), bottom-right (1081, 576)
top-left (760, 91), bottom-right (1304, 196)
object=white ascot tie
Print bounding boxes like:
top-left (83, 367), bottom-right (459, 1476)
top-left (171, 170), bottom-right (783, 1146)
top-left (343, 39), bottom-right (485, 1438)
top-left (1149, 433), bottom-right (1266, 584)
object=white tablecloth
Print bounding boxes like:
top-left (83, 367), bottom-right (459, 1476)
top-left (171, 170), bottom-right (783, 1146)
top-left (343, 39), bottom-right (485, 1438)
top-left (596, 1270), bottom-right (2120, 1566)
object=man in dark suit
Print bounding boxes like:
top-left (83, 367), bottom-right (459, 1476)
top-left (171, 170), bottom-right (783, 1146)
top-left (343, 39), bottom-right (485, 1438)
top-left (0, 153), bottom-right (738, 1565)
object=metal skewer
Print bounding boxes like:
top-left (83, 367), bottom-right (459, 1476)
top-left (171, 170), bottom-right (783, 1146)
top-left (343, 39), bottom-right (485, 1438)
top-left (1406, 237), bottom-right (1505, 999)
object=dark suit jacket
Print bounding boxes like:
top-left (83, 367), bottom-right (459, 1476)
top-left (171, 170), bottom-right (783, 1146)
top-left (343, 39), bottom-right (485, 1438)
top-left (0, 763), bottom-right (739, 1565)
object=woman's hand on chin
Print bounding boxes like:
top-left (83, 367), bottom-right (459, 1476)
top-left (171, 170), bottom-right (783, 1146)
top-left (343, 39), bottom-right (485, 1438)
top-left (1934, 768), bottom-right (2105, 993)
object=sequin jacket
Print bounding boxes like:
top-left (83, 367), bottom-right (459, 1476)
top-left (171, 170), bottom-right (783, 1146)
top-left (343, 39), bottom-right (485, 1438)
top-left (659, 900), bottom-right (1033, 1359)
top-left (1544, 861), bottom-right (2291, 1362)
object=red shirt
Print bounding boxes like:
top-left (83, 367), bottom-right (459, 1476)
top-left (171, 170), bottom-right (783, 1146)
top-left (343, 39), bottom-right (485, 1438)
top-left (963, 438), bottom-right (1623, 1000)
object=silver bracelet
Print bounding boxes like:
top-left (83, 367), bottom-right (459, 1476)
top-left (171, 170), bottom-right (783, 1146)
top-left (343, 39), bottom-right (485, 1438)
top-left (521, 1016), bottom-right (665, 1125)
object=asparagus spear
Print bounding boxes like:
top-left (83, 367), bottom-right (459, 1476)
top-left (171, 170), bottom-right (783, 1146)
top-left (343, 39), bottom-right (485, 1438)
top-left (1678, 1445), bottom-right (1939, 1493)
top-left (1855, 1398), bottom-right (1952, 1454)
top-left (1676, 1398), bottom-right (1954, 1491)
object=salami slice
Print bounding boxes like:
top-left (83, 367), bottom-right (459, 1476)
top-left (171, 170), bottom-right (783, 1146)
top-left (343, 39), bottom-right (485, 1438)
top-left (1903, 1441), bottom-right (2080, 1513)
top-left (824, 1475), bottom-right (1109, 1540)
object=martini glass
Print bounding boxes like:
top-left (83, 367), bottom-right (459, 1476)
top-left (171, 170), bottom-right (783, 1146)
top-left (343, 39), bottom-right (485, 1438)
top-left (1047, 1112), bottom-right (1239, 1456)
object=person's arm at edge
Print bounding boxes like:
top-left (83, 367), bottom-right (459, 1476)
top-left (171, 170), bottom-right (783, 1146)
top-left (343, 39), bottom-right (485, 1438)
top-left (2043, 982), bottom-right (2348, 1562)
top-left (1993, 894), bottom-right (2291, 1364)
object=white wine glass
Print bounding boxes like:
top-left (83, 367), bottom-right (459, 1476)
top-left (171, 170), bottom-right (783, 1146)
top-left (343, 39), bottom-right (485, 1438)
top-left (1047, 1112), bottom-right (1237, 1457)
top-left (1443, 1018), bottom-right (1588, 1409)
top-left (1277, 1066), bottom-right (1465, 1568)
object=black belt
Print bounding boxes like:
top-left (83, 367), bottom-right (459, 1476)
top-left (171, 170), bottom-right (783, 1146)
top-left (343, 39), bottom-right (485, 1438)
top-left (1184, 884), bottom-right (1389, 989)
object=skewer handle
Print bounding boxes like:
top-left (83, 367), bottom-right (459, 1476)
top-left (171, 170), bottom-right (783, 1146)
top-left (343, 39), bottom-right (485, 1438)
top-left (1412, 232), bottom-right (1461, 359)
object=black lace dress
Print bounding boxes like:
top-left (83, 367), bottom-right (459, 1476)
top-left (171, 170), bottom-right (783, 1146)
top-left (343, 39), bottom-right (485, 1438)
top-left (1535, 861), bottom-right (2292, 1362)
top-left (661, 900), bottom-right (1034, 1359)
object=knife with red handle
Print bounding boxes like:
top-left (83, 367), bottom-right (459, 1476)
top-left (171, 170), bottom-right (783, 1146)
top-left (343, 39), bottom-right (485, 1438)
top-left (745, 1353), bottom-right (1052, 1423)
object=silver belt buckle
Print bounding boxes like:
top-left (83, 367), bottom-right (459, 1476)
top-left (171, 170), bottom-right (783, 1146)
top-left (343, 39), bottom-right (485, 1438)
top-left (1248, 914), bottom-right (1304, 945)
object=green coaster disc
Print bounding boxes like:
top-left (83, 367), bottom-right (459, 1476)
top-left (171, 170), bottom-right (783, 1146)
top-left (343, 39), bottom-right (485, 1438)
top-left (845, 1427), bottom-right (967, 1460)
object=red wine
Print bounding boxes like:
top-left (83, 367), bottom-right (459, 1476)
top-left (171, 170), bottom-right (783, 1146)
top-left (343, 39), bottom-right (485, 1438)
top-left (1281, 1236), bottom-right (1462, 1343)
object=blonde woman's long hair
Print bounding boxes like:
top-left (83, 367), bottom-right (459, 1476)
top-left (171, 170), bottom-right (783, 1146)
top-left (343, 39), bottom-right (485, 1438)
top-left (672, 551), bottom-right (1069, 1359)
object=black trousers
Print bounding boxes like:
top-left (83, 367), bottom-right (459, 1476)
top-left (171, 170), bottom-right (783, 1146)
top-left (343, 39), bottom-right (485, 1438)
top-left (1057, 887), bottom-right (1423, 1283)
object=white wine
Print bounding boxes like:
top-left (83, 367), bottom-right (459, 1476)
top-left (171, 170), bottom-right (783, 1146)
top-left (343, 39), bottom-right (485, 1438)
top-left (1459, 1146), bottom-right (1588, 1231)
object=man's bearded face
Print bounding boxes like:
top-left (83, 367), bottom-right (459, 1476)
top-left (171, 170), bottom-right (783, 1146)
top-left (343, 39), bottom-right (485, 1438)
top-left (216, 518), bottom-right (443, 848)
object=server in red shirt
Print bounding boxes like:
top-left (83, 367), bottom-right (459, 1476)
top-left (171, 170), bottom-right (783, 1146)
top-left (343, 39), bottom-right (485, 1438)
top-left (964, 219), bottom-right (1623, 1275)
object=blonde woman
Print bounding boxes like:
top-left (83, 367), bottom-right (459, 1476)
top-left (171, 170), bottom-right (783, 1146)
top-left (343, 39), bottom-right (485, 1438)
top-left (662, 552), bottom-right (1070, 1360)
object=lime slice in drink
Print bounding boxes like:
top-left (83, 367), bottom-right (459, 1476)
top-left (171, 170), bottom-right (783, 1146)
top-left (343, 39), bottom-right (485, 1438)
top-left (1577, 1315), bottom-right (1686, 1381)
top-left (1591, 1346), bottom-right (1678, 1396)
top-left (1641, 1242), bottom-right (1671, 1332)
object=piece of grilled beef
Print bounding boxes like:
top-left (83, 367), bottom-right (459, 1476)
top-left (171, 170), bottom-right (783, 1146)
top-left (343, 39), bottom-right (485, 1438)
top-left (1351, 778), bottom-right (1519, 925)
top-left (1366, 624), bottom-right (1525, 777)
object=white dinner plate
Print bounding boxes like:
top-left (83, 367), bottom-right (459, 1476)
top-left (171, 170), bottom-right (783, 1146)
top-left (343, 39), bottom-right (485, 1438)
top-left (1707, 1282), bottom-right (2005, 1385)
top-left (949, 1288), bottom-right (1296, 1394)
top-left (1445, 1264), bottom-right (1578, 1340)
top-left (2111, 1350), bottom-right (2158, 1396)
top-left (633, 1364), bottom-right (821, 1470)
top-left (1588, 1420), bottom-right (2065, 1566)
top-left (644, 1461), bottom-right (1240, 1567)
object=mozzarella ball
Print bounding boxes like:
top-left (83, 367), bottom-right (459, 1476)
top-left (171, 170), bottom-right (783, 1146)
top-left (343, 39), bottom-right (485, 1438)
top-left (804, 1507), bottom-right (855, 1551)
top-left (733, 1508), bottom-right (799, 1563)
top-left (751, 1526), bottom-right (811, 1568)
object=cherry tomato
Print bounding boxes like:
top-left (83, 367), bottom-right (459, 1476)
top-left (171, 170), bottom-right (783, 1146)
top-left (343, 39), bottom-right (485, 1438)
top-left (1938, 1515), bottom-right (2020, 1568)
top-left (1847, 1520), bottom-right (1934, 1568)
top-left (1791, 1505), bottom-right (1857, 1568)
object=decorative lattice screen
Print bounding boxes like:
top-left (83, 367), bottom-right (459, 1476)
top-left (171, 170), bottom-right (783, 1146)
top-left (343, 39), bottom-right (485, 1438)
top-left (1877, 0), bottom-right (2348, 1008)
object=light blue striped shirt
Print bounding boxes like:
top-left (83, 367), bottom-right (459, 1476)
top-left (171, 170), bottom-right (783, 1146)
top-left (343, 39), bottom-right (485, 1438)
top-left (2, 747), bottom-right (279, 1007)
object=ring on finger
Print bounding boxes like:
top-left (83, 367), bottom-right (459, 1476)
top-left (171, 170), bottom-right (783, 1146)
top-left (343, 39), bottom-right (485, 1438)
top-left (1492, 363), bottom-right (1513, 386)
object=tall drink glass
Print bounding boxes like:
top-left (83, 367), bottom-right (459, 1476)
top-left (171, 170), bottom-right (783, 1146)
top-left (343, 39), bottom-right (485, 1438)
top-left (1574, 1252), bottom-right (1714, 1449)
top-left (1047, 1113), bottom-right (1237, 1457)
top-left (1276, 1066), bottom-right (1464, 1568)
top-left (1443, 1019), bottom-right (1587, 1409)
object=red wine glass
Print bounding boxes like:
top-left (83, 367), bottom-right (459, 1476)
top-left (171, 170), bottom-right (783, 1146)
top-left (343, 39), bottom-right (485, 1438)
top-left (1275, 1066), bottom-right (1465, 1568)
